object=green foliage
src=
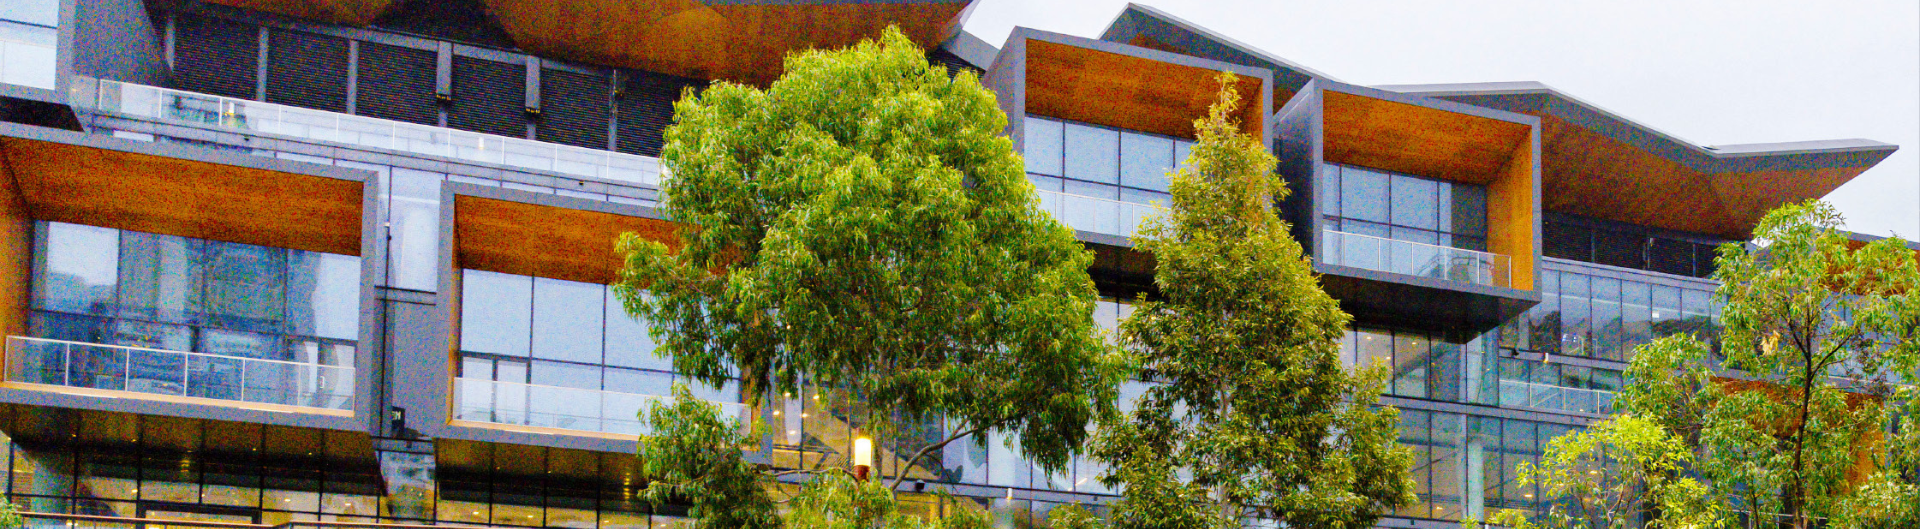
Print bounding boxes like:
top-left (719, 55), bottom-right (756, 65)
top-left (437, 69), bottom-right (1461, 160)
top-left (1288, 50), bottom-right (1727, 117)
top-left (1045, 504), bottom-right (1108, 529)
top-left (1468, 415), bottom-right (1724, 529)
top-left (615, 24), bottom-right (1123, 483)
top-left (0, 501), bottom-right (19, 529)
top-left (638, 384), bottom-right (780, 529)
top-left (785, 472), bottom-right (989, 529)
top-left (1091, 74), bottom-right (1414, 529)
top-left (1613, 201), bottom-right (1920, 529)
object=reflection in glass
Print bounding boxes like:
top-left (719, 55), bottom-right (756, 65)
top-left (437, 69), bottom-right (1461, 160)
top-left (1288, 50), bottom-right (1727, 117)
top-left (532, 277), bottom-right (604, 364)
top-left (1023, 118), bottom-right (1063, 177)
top-left (460, 270), bottom-right (532, 356)
top-left (1062, 123), bottom-right (1118, 184)
top-left (34, 223), bottom-right (120, 315)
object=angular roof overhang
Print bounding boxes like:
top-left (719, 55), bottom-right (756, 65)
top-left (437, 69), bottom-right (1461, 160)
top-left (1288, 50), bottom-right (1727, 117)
top-left (992, 27), bottom-right (1271, 142)
top-left (1383, 82), bottom-right (1898, 240)
top-left (1099, 3), bottom-right (1334, 112)
top-left (478, 0), bottom-right (976, 84)
top-left (450, 190), bottom-right (677, 285)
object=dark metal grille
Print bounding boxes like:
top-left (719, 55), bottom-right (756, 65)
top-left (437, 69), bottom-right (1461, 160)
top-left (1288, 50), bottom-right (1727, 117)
top-left (447, 56), bottom-right (526, 138)
top-left (353, 41), bottom-right (439, 126)
top-left (616, 70), bottom-right (704, 157)
top-left (172, 15), bottom-right (258, 99)
top-left (536, 68), bottom-right (611, 150)
top-left (266, 30), bottom-right (349, 113)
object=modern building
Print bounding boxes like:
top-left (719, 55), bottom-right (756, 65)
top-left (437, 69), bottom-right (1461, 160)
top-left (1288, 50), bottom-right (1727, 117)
top-left (0, 1), bottom-right (1900, 528)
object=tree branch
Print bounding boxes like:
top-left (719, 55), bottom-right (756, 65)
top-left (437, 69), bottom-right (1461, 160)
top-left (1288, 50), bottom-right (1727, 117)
top-left (886, 424), bottom-right (989, 493)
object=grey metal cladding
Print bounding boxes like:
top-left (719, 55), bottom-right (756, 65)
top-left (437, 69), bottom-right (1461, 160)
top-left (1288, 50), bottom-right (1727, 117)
top-left (536, 67), bottom-right (612, 150)
top-left (448, 56), bottom-right (527, 138)
top-left (172, 14), bottom-right (259, 99)
top-left (354, 41), bottom-right (440, 126)
top-left (266, 28), bottom-right (351, 113)
top-left (617, 70), bottom-right (705, 157)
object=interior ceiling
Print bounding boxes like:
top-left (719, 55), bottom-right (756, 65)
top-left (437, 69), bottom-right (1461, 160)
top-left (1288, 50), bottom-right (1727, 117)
top-left (202, 0), bottom-right (398, 26)
top-left (1321, 91), bottom-right (1532, 185)
top-left (1535, 115), bottom-right (1868, 240)
top-left (453, 196), bottom-right (678, 285)
top-left (478, 0), bottom-right (973, 84)
top-left (0, 137), bottom-right (364, 255)
top-left (1025, 39), bottom-right (1265, 140)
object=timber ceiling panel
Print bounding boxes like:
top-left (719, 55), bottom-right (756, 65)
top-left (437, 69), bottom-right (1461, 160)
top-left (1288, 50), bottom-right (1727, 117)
top-left (453, 196), bottom-right (677, 285)
top-left (0, 137), bottom-right (365, 255)
top-left (202, 0), bottom-right (396, 26)
top-left (480, 0), bottom-right (972, 84)
top-left (1321, 91), bottom-right (1532, 185)
top-left (1124, 34), bottom-right (1298, 114)
top-left (1025, 39), bottom-right (1264, 139)
top-left (1536, 116), bottom-right (1871, 239)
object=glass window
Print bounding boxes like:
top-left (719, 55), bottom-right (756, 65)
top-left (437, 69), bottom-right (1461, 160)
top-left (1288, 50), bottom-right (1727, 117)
top-left (1317, 165), bottom-right (1341, 217)
top-left (1449, 185), bottom-right (1488, 237)
top-left (1390, 175), bottom-right (1439, 230)
top-left (603, 367), bottom-right (672, 396)
top-left (1357, 328), bottom-right (1392, 371)
top-left (605, 289), bottom-right (669, 371)
top-left (34, 222), bottom-right (120, 315)
top-left (1119, 133), bottom-right (1174, 192)
top-left (196, 241), bottom-right (289, 334)
top-left (1174, 140), bottom-right (1194, 170)
top-left (1063, 178), bottom-right (1117, 200)
top-left (1428, 341), bottom-right (1462, 402)
top-left (287, 251), bottom-right (360, 341)
top-left (198, 328), bottom-right (279, 359)
top-left (1340, 167), bottom-right (1389, 223)
top-left (1027, 174), bottom-right (1063, 193)
top-left (532, 277), bottom-right (604, 364)
top-left (0, 0), bottom-right (59, 26)
top-left (388, 168), bottom-right (442, 291)
top-left (1393, 331), bottom-right (1429, 398)
top-left (1023, 118), bottom-right (1064, 177)
top-left (117, 232), bottom-right (198, 324)
top-left (1119, 187), bottom-right (1167, 206)
top-left (460, 270), bottom-right (531, 356)
top-left (1397, 409), bottom-right (1432, 518)
top-left (1430, 414), bottom-right (1463, 520)
top-left (1062, 123), bottom-right (1118, 184)
top-left (1559, 274), bottom-right (1591, 357)
top-left (530, 360), bottom-right (601, 391)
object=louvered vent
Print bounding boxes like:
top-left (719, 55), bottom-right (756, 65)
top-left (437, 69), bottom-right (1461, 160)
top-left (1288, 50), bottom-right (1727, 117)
top-left (618, 70), bottom-right (704, 157)
top-left (1542, 217), bottom-right (1591, 261)
top-left (1645, 238), bottom-right (1695, 277)
top-left (266, 30), bottom-right (349, 113)
top-left (537, 68), bottom-right (611, 149)
top-left (1691, 241), bottom-right (1719, 278)
top-left (354, 42), bottom-right (438, 126)
top-left (448, 56), bottom-right (526, 138)
top-left (1592, 228), bottom-right (1643, 269)
top-left (173, 15), bottom-right (258, 99)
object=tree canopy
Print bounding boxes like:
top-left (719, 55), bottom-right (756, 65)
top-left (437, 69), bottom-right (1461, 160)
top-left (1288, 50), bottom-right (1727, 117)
top-left (1090, 74), bottom-right (1414, 529)
top-left (615, 25), bottom-right (1125, 494)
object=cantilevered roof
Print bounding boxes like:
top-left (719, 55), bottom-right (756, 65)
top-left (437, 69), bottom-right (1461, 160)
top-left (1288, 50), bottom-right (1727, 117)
top-left (1099, 3), bottom-right (1334, 110)
top-left (479, 0), bottom-right (977, 84)
top-left (1382, 81), bottom-right (1898, 240)
top-left (202, 0), bottom-right (397, 26)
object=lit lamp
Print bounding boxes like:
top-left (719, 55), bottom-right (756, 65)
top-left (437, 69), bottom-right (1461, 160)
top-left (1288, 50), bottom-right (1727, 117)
top-left (852, 437), bottom-right (874, 481)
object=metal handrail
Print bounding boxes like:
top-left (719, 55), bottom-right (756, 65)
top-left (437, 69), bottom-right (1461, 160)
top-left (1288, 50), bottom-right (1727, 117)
top-left (1497, 379), bottom-right (1616, 414)
top-left (1319, 229), bottom-right (1513, 288)
top-left (1033, 188), bottom-right (1166, 238)
top-left (75, 78), bottom-right (666, 188)
top-left (20, 511), bottom-right (470, 529)
top-left (5, 335), bottom-right (354, 410)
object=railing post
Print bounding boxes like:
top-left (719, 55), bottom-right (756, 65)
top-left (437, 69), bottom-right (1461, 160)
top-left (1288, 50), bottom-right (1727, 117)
top-left (240, 359), bottom-right (249, 403)
top-left (63, 342), bottom-right (72, 387)
top-left (179, 351), bottom-right (190, 396)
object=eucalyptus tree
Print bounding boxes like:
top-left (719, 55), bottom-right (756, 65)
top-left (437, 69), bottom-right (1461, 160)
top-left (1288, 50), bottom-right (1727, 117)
top-left (1090, 74), bottom-right (1414, 529)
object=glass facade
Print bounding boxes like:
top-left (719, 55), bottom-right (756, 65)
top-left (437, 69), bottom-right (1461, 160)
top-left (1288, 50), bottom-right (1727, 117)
top-left (454, 270), bottom-right (741, 435)
top-left (1394, 410), bottom-right (1578, 522)
top-left (1023, 116), bottom-right (1193, 237)
top-left (1319, 163), bottom-right (1488, 251)
top-left (18, 222), bottom-right (360, 410)
top-left (1499, 265), bottom-right (1718, 362)
top-left (0, 0), bottom-right (57, 89)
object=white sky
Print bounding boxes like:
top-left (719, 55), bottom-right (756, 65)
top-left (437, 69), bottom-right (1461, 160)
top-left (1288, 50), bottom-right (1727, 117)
top-left (960, 0), bottom-right (1920, 239)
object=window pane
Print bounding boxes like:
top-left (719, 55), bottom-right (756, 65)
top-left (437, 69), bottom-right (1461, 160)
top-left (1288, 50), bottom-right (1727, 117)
top-left (196, 241), bottom-right (288, 333)
top-left (198, 328), bottom-right (278, 359)
top-left (1317, 165), bottom-right (1341, 217)
top-left (1429, 340), bottom-right (1462, 402)
top-left (1431, 413), bottom-right (1463, 520)
top-left (460, 270), bottom-right (531, 356)
top-left (1391, 175), bottom-right (1439, 230)
top-left (532, 277), bottom-right (604, 364)
top-left (1027, 174), bottom-right (1063, 193)
top-left (605, 289), bottom-right (670, 371)
top-left (1340, 166), bottom-right (1389, 223)
top-left (1119, 133), bottom-right (1174, 192)
top-left (530, 360), bottom-right (601, 391)
top-left (1063, 178), bottom-right (1117, 200)
top-left (1357, 328), bottom-right (1392, 372)
top-left (118, 232), bottom-right (198, 324)
top-left (287, 251), bottom-right (360, 341)
top-left (1062, 123), bottom-right (1118, 184)
top-left (34, 222), bottom-right (120, 315)
top-left (1023, 118), bottom-right (1064, 176)
top-left (1393, 331), bottom-right (1429, 398)
top-left (389, 168), bottom-right (443, 291)
top-left (604, 367), bottom-right (673, 396)
top-left (1174, 140), bottom-right (1194, 170)
top-left (1119, 187), bottom-right (1168, 206)
top-left (1449, 183), bottom-right (1488, 237)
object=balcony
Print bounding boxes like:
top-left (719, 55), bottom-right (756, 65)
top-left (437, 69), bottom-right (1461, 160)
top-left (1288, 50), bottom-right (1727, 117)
top-left (0, 21), bottom-right (57, 90)
top-left (3, 336), bottom-right (355, 411)
top-left (453, 377), bottom-right (748, 437)
top-left (1498, 379), bottom-right (1615, 416)
top-left (1320, 229), bottom-right (1512, 288)
top-left (74, 78), bottom-right (666, 187)
top-left (1035, 189), bottom-right (1163, 240)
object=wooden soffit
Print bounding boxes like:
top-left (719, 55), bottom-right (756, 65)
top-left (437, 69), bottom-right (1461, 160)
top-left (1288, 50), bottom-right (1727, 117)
top-left (453, 196), bottom-right (678, 285)
top-left (1322, 91), bottom-right (1533, 185)
top-left (481, 0), bottom-right (973, 84)
top-left (201, 0), bottom-right (395, 26)
top-left (1025, 39), bottom-right (1265, 139)
top-left (1537, 115), bottom-right (1870, 240)
top-left (0, 137), bottom-right (364, 255)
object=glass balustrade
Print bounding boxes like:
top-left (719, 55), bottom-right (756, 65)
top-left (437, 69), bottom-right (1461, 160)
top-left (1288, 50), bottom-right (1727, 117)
top-left (0, 22), bottom-right (57, 90)
top-left (5, 336), bottom-right (354, 410)
top-left (1497, 379), bottom-right (1615, 415)
top-left (1320, 229), bottom-right (1513, 288)
top-left (453, 377), bottom-right (748, 436)
top-left (76, 78), bottom-right (666, 187)
top-left (1033, 189), bottom-right (1163, 238)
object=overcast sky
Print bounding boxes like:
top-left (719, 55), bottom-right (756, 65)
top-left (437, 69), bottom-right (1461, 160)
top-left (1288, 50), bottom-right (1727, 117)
top-left (960, 0), bottom-right (1920, 239)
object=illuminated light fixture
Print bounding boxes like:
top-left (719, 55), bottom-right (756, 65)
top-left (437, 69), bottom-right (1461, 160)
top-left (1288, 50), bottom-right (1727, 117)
top-left (852, 437), bottom-right (874, 481)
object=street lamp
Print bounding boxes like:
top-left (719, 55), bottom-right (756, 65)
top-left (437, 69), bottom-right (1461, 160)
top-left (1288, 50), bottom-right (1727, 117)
top-left (853, 437), bottom-right (873, 481)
